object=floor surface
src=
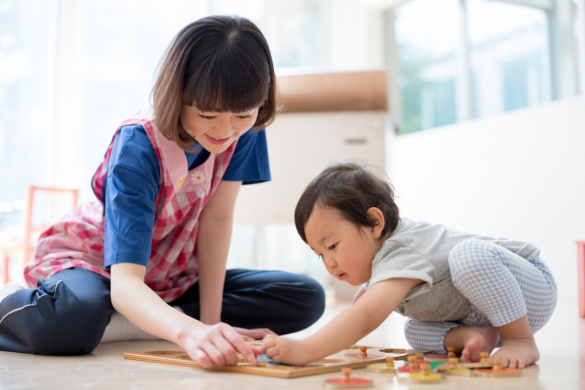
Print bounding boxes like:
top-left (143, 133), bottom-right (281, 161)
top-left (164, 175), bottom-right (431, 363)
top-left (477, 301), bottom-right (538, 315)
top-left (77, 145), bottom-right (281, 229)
top-left (0, 298), bottom-right (583, 389)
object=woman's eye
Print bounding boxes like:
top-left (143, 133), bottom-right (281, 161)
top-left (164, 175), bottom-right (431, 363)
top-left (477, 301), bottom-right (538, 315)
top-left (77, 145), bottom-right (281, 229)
top-left (328, 244), bottom-right (337, 250)
top-left (199, 115), bottom-right (216, 119)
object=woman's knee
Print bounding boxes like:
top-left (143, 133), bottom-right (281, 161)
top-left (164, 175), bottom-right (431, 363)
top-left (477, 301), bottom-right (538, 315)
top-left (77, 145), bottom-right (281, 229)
top-left (269, 273), bottom-right (325, 333)
top-left (296, 275), bottom-right (326, 327)
top-left (2, 278), bottom-right (111, 355)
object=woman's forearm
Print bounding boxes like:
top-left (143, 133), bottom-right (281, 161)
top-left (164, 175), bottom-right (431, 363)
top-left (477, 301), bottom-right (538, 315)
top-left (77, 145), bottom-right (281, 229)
top-left (110, 263), bottom-right (204, 344)
top-left (196, 180), bottom-right (241, 325)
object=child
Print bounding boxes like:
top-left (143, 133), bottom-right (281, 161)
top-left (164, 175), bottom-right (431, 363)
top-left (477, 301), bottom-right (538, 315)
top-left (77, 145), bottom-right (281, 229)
top-left (0, 15), bottom-right (325, 368)
top-left (261, 162), bottom-right (556, 369)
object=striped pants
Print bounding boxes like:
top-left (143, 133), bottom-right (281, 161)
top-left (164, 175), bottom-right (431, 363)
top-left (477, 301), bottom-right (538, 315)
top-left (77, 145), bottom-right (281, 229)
top-left (404, 239), bottom-right (557, 353)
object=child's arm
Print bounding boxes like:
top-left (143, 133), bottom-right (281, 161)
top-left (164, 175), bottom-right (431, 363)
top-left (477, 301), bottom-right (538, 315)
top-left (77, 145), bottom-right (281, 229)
top-left (262, 277), bottom-right (422, 365)
top-left (110, 262), bottom-right (260, 368)
top-left (352, 284), bottom-right (367, 304)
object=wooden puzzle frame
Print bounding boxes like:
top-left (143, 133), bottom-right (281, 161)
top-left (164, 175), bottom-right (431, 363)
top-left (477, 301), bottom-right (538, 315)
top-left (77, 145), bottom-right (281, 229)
top-left (123, 344), bottom-right (433, 379)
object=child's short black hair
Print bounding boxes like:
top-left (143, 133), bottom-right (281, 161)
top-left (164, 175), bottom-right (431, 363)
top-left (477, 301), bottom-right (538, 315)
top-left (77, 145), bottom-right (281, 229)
top-left (294, 162), bottom-right (400, 243)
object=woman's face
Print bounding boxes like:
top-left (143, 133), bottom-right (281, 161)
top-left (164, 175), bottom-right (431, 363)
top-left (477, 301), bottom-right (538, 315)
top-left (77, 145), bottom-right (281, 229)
top-left (180, 105), bottom-right (259, 153)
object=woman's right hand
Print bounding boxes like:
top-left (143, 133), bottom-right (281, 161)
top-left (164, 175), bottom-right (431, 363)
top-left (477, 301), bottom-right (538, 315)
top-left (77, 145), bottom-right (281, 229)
top-left (179, 322), bottom-right (262, 368)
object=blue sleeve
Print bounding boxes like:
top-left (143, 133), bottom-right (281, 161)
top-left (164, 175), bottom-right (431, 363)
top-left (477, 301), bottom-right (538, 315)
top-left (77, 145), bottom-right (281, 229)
top-left (104, 125), bottom-right (160, 269)
top-left (222, 129), bottom-right (271, 185)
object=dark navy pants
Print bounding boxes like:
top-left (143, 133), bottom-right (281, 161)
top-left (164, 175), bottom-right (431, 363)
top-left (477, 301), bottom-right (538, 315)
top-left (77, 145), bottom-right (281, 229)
top-left (0, 267), bottom-right (325, 355)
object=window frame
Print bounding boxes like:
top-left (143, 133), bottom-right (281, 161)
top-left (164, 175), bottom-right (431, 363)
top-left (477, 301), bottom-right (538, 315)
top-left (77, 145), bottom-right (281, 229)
top-left (380, 0), bottom-right (584, 135)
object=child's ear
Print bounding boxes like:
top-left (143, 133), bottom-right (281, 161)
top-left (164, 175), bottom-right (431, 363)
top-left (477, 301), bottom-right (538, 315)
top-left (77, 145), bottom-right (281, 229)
top-left (366, 207), bottom-right (385, 239)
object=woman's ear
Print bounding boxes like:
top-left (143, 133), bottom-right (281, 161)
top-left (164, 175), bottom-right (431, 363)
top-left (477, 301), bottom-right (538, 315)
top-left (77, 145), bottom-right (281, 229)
top-left (366, 207), bottom-right (385, 239)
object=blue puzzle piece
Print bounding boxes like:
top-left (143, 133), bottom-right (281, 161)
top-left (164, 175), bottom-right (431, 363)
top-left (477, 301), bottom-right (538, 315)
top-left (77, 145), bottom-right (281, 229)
top-left (256, 354), bottom-right (281, 365)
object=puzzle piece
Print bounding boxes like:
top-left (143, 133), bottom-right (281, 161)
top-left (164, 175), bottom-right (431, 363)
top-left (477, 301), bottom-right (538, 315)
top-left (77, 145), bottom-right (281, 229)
top-left (474, 359), bottom-right (523, 378)
top-left (366, 356), bottom-right (396, 373)
top-left (397, 355), bottom-right (420, 373)
top-left (345, 346), bottom-right (383, 359)
top-left (436, 357), bottom-right (473, 377)
top-left (424, 347), bottom-right (461, 362)
top-left (457, 352), bottom-right (493, 369)
top-left (398, 362), bottom-right (443, 384)
top-left (324, 368), bottom-right (374, 389)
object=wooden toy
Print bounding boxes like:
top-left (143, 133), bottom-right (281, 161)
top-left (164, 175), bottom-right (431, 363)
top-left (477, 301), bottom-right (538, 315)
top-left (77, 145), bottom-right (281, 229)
top-left (323, 368), bottom-right (374, 389)
top-left (424, 347), bottom-right (461, 362)
top-left (457, 351), bottom-right (493, 369)
top-left (474, 358), bottom-right (523, 378)
top-left (123, 343), bottom-right (433, 379)
top-left (398, 355), bottom-right (419, 373)
top-left (437, 357), bottom-right (473, 377)
top-left (398, 362), bottom-right (443, 384)
top-left (345, 346), bottom-right (383, 359)
top-left (366, 356), bottom-right (396, 373)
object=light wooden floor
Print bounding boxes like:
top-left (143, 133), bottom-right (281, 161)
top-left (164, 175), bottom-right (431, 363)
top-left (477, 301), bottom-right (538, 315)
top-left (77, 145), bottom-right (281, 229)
top-left (0, 298), bottom-right (582, 389)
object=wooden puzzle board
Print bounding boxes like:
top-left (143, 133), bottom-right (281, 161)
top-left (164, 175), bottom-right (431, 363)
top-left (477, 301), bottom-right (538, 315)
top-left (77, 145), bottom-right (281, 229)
top-left (123, 344), bottom-right (433, 378)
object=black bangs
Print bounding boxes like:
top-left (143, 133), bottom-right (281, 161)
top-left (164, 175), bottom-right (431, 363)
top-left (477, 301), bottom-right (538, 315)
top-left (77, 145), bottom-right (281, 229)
top-left (182, 31), bottom-right (270, 113)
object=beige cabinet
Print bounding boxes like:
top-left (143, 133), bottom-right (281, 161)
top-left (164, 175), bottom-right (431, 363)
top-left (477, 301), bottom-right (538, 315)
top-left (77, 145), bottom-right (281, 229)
top-left (234, 111), bottom-right (387, 225)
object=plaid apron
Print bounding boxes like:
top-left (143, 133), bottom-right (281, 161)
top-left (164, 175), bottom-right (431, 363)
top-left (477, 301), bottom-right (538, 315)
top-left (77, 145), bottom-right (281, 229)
top-left (23, 109), bottom-right (236, 302)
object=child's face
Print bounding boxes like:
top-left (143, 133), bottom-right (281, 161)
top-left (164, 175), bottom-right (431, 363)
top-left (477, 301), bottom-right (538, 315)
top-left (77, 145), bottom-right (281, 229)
top-left (304, 204), bottom-right (384, 286)
top-left (180, 105), bottom-right (259, 153)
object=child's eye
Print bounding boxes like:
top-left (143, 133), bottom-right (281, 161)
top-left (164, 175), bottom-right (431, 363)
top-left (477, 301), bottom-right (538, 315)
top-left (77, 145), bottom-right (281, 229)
top-left (198, 114), bottom-right (216, 120)
top-left (237, 115), bottom-right (252, 119)
top-left (328, 243), bottom-right (337, 250)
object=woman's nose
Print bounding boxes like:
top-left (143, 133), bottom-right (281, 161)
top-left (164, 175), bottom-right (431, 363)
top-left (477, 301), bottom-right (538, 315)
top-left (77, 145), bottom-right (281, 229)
top-left (216, 117), bottom-right (233, 137)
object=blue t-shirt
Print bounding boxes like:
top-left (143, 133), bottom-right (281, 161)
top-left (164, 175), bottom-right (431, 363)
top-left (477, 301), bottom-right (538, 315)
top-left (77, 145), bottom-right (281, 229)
top-left (103, 125), bottom-right (270, 268)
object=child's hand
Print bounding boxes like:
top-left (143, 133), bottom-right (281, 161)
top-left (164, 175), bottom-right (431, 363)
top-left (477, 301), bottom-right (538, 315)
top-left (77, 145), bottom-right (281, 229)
top-left (180, 322), bottom-right (261, 368)
top-left (232, 326), bottom-right (277, 340)
top-left (261, 335), bottom-right (310, 366)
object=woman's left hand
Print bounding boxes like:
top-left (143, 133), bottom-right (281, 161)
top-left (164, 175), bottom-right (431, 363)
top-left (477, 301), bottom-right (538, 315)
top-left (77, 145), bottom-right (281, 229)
top-left (233, 326), bottom-right (277, 340)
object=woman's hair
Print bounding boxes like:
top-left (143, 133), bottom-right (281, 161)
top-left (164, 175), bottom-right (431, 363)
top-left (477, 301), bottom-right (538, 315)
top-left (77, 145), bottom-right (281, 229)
top-left (294, 162), bottom-right (400, 243)
top-left (152, 15), bottom-right (277, 151)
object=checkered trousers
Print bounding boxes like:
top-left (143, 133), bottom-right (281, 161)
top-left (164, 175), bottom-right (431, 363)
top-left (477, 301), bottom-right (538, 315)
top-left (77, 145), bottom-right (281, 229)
top-left (404, 239), bottom-right (557, 353)
top-left (24, 110), bottom-right (236, 302)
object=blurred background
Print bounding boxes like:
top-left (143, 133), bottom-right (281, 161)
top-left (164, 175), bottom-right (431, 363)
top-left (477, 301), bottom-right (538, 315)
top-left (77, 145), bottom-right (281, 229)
top-left (0, 0), bottom-right (583, 303)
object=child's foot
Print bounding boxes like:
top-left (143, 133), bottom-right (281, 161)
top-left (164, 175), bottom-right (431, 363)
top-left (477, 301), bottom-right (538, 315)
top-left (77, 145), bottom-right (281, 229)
top-left (0, 281), bottom-right (25, 304)
top-left (491, 337), bottom-right (539, 369)
top-left (445, 326), bottom-right (500, 363)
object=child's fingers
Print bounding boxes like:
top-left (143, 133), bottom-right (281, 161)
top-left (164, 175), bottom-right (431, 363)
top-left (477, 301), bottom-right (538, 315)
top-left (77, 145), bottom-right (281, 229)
top-left (264, 345), bottom-right (284, 362)
top-left (260, 334), bottom-right (278, 352)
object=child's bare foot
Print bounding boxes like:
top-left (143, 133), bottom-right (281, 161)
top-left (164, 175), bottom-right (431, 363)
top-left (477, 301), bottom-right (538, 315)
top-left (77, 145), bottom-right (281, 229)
top-left (444, 326), bottom-right (499, 363)
top-left (491, 337), bottom-right (539, 369)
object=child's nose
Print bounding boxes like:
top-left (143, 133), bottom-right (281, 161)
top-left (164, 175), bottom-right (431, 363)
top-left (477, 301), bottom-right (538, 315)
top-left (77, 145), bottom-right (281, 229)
top-left (323, 255), bottom-right (336, 269)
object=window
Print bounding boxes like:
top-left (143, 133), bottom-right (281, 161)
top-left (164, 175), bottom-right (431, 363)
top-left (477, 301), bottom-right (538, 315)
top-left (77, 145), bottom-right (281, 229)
top-left (468, 0), bottom-right (549, 117)
top-left (0, 0), bottom-right (57, 232)
top-left (395, 0), bottom-right (460, 134)
top-left (391, 0), bottom-right (579, 135)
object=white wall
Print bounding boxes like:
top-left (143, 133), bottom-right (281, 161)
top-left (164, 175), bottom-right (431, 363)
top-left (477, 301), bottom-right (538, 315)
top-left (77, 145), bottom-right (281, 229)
top-left (235, 111), bottom-right (386, 225)
top-left (386, 96), bottom-right (585, 301)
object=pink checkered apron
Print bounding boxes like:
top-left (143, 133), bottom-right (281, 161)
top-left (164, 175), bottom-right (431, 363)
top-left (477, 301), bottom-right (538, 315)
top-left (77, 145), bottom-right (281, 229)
top-left (23, 110), bottom-right (236, 302)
